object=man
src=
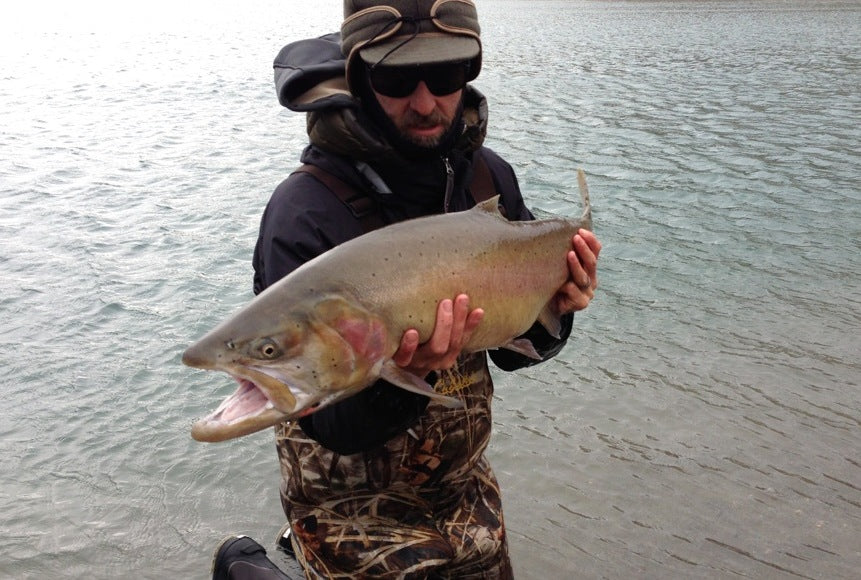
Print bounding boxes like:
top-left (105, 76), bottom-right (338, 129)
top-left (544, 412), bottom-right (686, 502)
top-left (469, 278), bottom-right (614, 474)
top-left (214, 1), bottom-right (601, 578)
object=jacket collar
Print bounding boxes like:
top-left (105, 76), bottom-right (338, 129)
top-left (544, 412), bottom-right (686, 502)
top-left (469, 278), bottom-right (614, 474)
top-left (306, 84), bottom-right (488, 164)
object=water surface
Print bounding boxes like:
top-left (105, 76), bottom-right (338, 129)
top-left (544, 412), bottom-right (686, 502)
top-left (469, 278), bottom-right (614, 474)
top-left (1, 1), bottom-right (858, 578)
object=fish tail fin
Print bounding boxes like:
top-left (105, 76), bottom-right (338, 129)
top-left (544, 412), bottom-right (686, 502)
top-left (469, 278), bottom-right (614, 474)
top-left (576, 169), bottom-right (592, 231)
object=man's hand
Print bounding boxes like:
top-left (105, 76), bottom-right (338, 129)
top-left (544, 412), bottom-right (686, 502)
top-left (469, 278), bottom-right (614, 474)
top-left (553, 229), bottom-right (602, 315)
top-left (392, 294), bottom-right (484, 376)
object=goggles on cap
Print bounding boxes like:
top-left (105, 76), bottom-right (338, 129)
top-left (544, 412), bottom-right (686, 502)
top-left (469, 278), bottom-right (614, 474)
top-left (367, 61), bottom-right (472, 98)
top-left (342, 1), bottom-right (482, 94)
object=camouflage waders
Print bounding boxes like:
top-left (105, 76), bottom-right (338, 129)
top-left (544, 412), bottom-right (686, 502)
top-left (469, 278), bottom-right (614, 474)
top-left (275, 352), bottom-right (513, 579)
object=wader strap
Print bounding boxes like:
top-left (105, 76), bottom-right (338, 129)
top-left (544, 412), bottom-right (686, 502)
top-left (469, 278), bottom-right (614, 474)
top-left (293, 164), bottom-right (387, 233)
top-left (293, 151), bottom-right (497, 235)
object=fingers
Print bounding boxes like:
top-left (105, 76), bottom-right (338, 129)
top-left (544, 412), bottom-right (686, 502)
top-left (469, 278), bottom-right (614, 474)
top-left (396, 294), bottom-right (484, 374)
top-left (426, 298), bottom-right (456, 354)
top-left (578, 228), bottom-right (602, 256)
top-left (465, 305), bottom-right (485, 335)
top-left (554, 279), bottom-right (593, 315)
top-left (392, 328), bottom-right (420, 367)
top-left (445, 294), bottom-right (483, 353)
top-left (425, 295), bottom-right (470, 369)
top-left (567, 249), bottom-right (591, 289)
top-left (555, 230), bottom-right (602, 315)
top-left (572, 229), bottom-right (601, 290)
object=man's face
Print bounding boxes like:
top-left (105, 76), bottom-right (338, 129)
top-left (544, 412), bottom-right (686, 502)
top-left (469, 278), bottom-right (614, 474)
top-left (365, 61), bottom-right (470, 148)
top-left (373, 83), bottom-right (463, 148)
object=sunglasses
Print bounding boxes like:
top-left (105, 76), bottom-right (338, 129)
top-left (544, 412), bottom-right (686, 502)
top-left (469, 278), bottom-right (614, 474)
top-left (368, 62), bottom-right (471, 98)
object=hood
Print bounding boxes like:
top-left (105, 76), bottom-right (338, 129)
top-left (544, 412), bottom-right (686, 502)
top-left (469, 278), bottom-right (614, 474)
top-left (274, 32), bottom-right (355, 113)
top-left (273, 33), bottom-right (488, 164)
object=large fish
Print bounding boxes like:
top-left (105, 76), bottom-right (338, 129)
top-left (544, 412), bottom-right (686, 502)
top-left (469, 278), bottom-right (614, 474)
top-left (183, 170), bottom-right (593, 442)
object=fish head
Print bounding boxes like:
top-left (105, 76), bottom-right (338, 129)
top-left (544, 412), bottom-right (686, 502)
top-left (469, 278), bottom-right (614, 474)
top-left (183, 293), bottom-right (392, 442)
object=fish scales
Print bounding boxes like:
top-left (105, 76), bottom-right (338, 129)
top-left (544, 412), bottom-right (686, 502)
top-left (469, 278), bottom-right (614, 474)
top-left (305, 208), bottom-right (577, 346)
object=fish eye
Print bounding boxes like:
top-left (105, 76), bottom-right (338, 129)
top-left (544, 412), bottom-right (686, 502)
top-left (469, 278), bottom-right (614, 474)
top-left (255, 338), bottom-right (282, 359)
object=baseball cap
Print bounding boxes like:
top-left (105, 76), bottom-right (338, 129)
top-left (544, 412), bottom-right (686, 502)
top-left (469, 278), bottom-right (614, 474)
top-left (341, 0), bottom-right (482, 93)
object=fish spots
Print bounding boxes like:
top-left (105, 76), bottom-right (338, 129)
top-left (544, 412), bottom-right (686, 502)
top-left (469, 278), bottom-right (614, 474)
top-left (405, 313), bottom-right (427, 327)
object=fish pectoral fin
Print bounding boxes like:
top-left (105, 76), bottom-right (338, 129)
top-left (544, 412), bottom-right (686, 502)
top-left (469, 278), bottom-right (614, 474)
top-left (500, 338), bottom-right (543, 360)
top-left (380, 361), bottom-right (464, 408)
top-left (536, 304), bottom-right (563, 339)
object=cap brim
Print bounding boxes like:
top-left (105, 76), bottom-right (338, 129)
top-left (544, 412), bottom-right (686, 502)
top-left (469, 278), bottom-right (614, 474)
top-left (359, 33), bottom-right (480, 67)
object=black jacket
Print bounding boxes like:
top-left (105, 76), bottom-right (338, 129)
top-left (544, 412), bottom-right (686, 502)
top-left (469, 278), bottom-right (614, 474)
top-left (252, 34), bottom-right (573, 454)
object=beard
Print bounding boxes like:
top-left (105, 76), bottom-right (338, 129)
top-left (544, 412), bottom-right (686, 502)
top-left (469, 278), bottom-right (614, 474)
top-left (395, 109), bottom-right (454, 148)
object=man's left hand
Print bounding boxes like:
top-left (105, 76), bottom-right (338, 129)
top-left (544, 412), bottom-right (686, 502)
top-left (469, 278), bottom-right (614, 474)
top-left (553, 229), bottom-right (602, 315)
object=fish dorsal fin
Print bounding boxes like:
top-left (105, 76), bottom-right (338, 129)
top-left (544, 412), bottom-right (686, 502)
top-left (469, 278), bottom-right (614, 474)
top-left (473, 195), bottom-right (505, 218)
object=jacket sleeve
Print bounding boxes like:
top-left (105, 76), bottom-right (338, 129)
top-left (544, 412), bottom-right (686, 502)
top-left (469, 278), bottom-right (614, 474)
top-left (253, 173), bottom-right (360, 293)
top-left (298, 381), bottom-right (430, 455)
top-left (253, 170), bottom-right (430, 455)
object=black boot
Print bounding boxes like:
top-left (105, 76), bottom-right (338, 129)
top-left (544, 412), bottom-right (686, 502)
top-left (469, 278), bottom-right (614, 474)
top-left (211, 536), bottom-right (292, 580)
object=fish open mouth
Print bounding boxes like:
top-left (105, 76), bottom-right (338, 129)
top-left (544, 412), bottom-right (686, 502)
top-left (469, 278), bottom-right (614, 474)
top-left (191, 377), bottom-right (288, 442)
top-left (211, 379), bottom-right (271, 422)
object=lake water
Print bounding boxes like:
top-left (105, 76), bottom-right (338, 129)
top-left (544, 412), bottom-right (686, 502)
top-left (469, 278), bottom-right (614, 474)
top-left (1, 0), bottom-right (858, 578)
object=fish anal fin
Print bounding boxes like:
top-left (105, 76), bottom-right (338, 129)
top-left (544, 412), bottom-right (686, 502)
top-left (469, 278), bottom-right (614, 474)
top-left (380, 361), bottom-right (464, 408)
top-left (537, 304), bottom-right (562, 339)
top-left (501, 338), bottom-right (543, 360)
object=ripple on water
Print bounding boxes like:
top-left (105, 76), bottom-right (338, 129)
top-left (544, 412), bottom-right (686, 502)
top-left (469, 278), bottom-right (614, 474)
top-left (1, 1), bottom-right (860, 579)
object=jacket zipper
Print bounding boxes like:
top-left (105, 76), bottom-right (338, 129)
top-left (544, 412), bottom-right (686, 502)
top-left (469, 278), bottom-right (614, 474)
top-left (442, 156), bottom-right (454, 213)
